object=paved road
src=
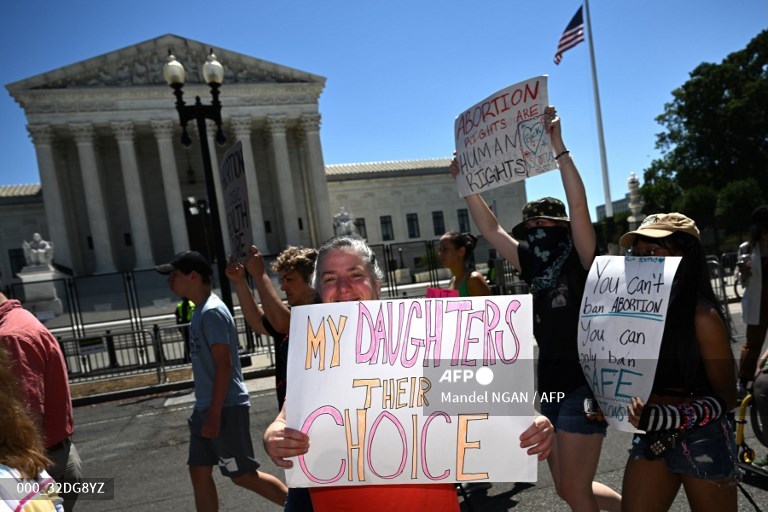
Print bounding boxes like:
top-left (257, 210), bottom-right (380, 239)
top-left (70, 301), bottom-right (768, 511)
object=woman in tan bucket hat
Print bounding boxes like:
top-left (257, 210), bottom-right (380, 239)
top-left (619, 213), bottom-right (737, 511)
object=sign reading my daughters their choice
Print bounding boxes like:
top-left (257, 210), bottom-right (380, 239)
top-left (219, 141), bottom-right (253, 262)
top-left (578, 255), bottom-right (682, 432)
top-left (453, 75), bottom-right (557, 198)
top-left (285, 295), bottom-right (543, 487)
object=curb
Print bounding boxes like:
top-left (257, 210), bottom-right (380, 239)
top-left (72, 367), bottom-right (275, 407)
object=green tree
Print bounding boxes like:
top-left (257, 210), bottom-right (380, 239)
top-left (715, 178), bottom-right (766, 235)
top-left (641, 29), bottom-right (768, 224)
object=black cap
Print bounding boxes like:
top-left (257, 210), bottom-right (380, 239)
top-left (155, 251), bottom-right (212, 278)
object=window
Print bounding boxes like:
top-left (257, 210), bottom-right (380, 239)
top-left (458, 209), bottom-right (470, 233)
top-left (354, 218), bottom-right (367, 239)
top-left (380, 215), bottom-right (394, 241)
top-left (432, 211), bottom-right (445, 236)
top-left (406, 213), bottom-right (420, 239)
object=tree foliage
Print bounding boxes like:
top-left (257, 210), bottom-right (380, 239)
top-left (641, 29), bottom-right (768, 236)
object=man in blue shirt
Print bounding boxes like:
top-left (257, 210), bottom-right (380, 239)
top-left (157, 251), bottom-right (287, 510)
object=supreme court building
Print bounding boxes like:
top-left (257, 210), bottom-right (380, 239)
top-left (6, 34), bottom-right (333, 276)
top-left (2, 34), bottom-right (527, 283)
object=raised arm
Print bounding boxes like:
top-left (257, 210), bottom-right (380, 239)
top-left (545, 106), bottom-right (596, 269)
top-left (244, 246), bottom-right (292, 334)
top-left (226, 257), bottom-right (268, 335)
top-left (450, 160), bottom-right (522, 270)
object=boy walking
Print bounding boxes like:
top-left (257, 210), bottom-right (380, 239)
top-left (156, 251), bottom-right (286, 511)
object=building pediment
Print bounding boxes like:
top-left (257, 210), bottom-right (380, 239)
top-left (7, 34), bottom-right (325, 92)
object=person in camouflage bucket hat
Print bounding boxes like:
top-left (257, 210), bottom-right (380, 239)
top-left (511, 197), bottom-right (570, 239)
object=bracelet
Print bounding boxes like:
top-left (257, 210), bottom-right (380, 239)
top-left (554, 150), bottom-right (570, 160)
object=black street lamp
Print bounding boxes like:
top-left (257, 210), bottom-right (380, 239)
top-left (163, 50), bottom-right (233, 313)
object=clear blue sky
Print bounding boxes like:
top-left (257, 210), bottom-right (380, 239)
top-left (1, 0), bottom-right (765, 218)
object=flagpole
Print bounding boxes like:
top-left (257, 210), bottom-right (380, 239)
top-left (583, 0), bottom-right (613, 218)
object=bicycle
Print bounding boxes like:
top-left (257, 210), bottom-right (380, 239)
top-left (735, 389), bottom-right (768, 494)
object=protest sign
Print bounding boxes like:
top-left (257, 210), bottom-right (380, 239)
top-left (578, 256), bottom-right (681, 432)
top-left (219, 141), bottom-right (253, 262)
top-left (285, 296), bottom-right (542, 487)
top-left (453, 75), bottom-right (557, 198)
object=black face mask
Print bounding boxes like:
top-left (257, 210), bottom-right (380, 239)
top-left (526, 226), bottom-right (573, 292)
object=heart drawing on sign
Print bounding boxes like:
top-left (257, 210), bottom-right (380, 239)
top-left (521, 121), bottom-right (545, 155)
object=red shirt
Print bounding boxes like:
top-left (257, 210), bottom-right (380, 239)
top-left (0, 299), bottom-right (73, 447)
top-left (309, 483), bottom-right (460, 512)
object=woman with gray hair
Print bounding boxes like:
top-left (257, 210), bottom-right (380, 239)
top-left (264, 235), bottom-right (554, 511)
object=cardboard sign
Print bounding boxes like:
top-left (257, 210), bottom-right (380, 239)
top-left (578, 256), bottom-right (681, 432)
top-left (454, 76), bottom-right (557, 198)
top-left (285, 296), bottom-right (540, 487)
top-left (220, 141), bottom-right (253, 262)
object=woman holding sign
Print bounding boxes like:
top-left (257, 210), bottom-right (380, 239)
top-left (450, 106), bottom-right (622, 512)
top-left (263, 235), bottom-right (554, 511)
top-left (619, 214), bottom-right (737, 511)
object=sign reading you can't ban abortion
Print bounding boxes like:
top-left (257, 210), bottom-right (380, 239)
top-left (285, 296), bottom-right (541, 487)
top-left (454, 75), bottom-right (557, 198)
top-left (219, 141), bottom-right (253, 262)
top-left (578, 256), bottom-right (681, 432)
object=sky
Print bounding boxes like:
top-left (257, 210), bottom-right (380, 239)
top-left (1, 0), bottom-right (766, 219)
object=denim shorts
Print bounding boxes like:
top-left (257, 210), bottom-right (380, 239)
top-left (628, 417), bottom-right (737, 480)
top-left (540, 385), bottom-right (608, 436)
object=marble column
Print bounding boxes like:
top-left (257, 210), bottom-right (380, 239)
top-left (301, 114), bottom-right (334, 242)
top-left (204, 119), bottom-right (231, 256)
top-left (267, 115), bottom-right (301, 245)
top-left (151, 120), bottom-right (189, 254)
top-left (293, 129), bottom-right (319, 246)
top-left (27, 125), bottom-right (73, 270)
top-left (69, 122), bottom-right (116, 274)
top-left (112, 121), bottom-right (154, 268)
top-left (230, 116), bottom-right (268, 250)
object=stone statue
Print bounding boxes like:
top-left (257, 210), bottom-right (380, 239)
top-left (22, 233), bottom-right (54, 267)
top-left (333, 207), bottom-right (357, 236)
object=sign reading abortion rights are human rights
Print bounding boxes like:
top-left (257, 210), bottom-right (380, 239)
top-left (578, 256), bottom-right (681, 432)
top-left (453, 75), bottom-right (557, 198)
top-left (285, 296), bottom-right (545, 487)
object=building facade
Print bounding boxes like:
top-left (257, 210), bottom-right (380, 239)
top-left (326, 158), bottom-right (527, 247)
top-left (6, 34), bottom-right (333, 276)
top-left (3, 35), bottom-right (530, 285)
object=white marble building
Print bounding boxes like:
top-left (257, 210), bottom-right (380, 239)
top-left (6, 34), bottom-right (333, 276)
top-left (2, 35), bottom-right (529, 284)
top-left (326, 158), bottom-right (526, 246)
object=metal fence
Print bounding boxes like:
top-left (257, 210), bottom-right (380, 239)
top-left (59, 316), bottom-right (276, 384)
top-left (7, 238), bottom-right (531, 383)
top-left (9, 241), bottom-right (746, 385)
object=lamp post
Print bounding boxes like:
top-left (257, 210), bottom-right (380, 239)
top-left (163, 50), bottom-right (233, 313)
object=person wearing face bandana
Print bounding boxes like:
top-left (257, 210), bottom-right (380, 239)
top-left (450, 106), bottom-right (621, 512)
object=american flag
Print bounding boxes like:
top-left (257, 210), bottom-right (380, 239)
top-left (554, 6), bottom-right (585, 65)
